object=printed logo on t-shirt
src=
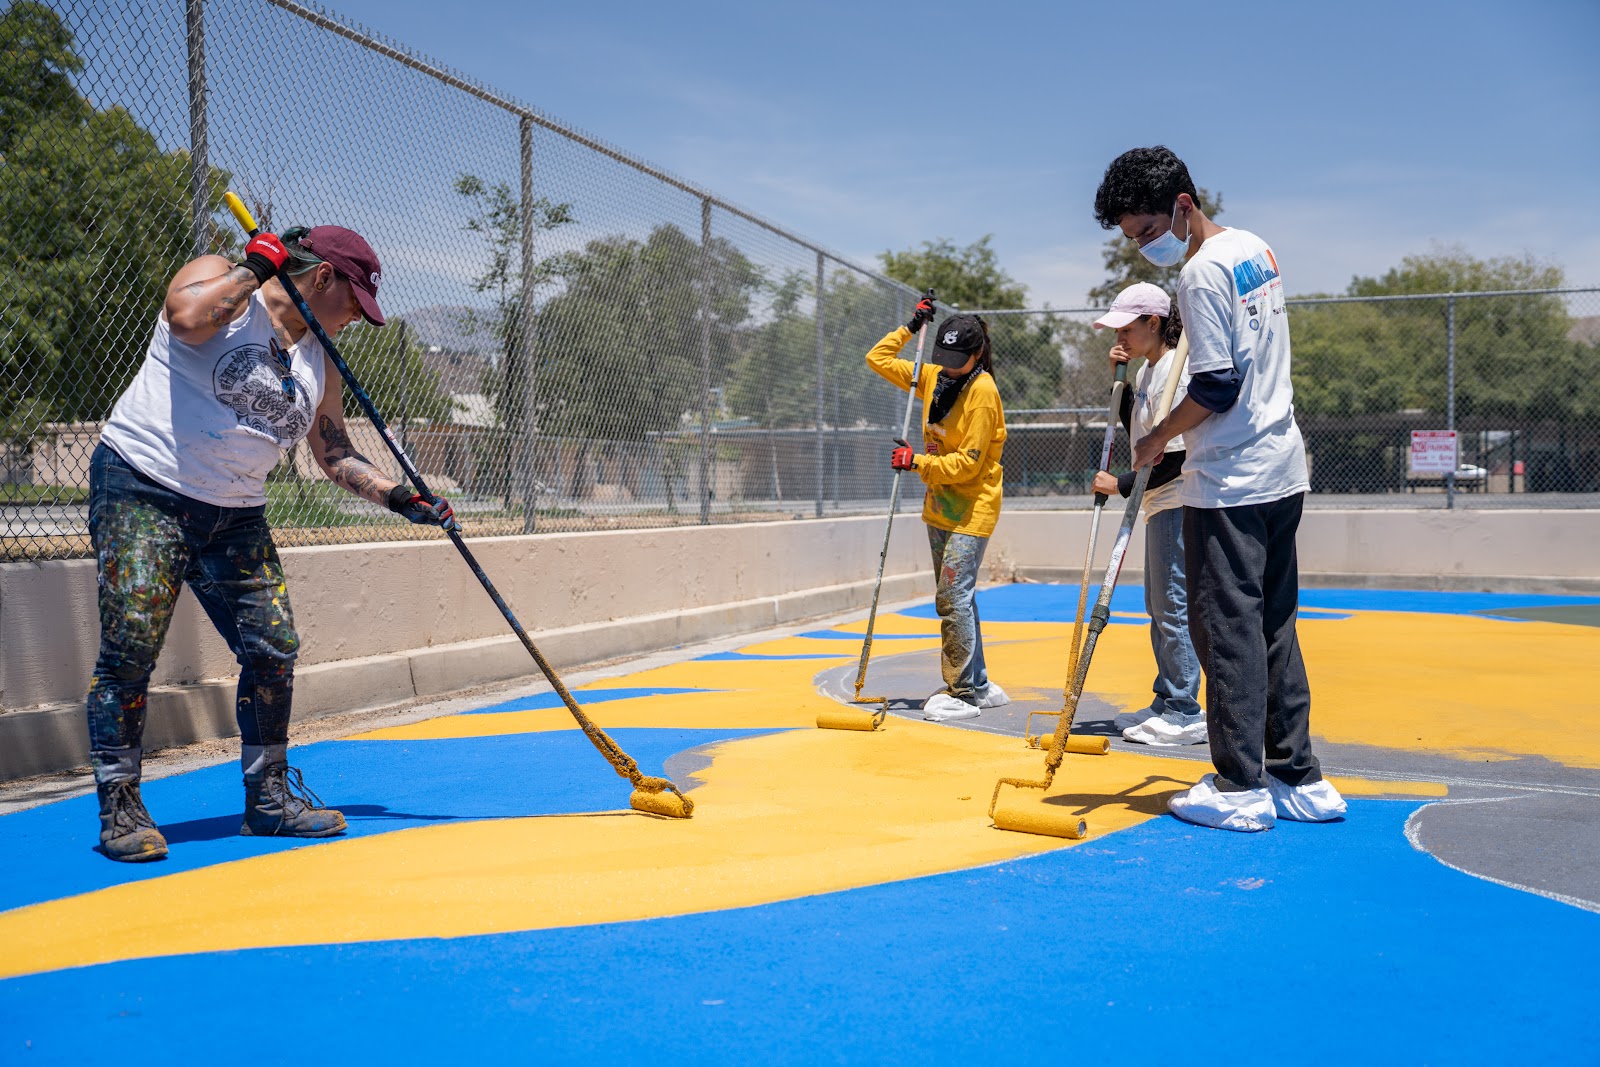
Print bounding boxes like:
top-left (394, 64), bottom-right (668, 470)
top-left (212, 343), bottom-right (312, 446)
top-left (1232, 248), bottom-right (1280, 298)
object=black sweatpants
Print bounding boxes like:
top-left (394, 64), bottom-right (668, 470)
top-left (1183, 493), bottom-right (1322, 792)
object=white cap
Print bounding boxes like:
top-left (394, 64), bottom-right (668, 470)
top-left (1092, 281), bottom-right (1172, 330)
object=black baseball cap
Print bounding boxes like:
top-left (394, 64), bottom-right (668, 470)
top-left (930, 314), bottom-right (985, 368)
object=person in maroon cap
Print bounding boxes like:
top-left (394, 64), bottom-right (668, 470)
top-left (84, 222), bottom-right (455, 862)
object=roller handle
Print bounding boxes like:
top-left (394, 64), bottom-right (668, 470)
top-left (1092, 361), bottom-right (1132, 506)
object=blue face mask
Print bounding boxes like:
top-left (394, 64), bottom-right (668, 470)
top-left (1139, 201), bottom-right (1188, 267)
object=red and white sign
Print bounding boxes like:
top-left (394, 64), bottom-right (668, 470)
top-left (1409, 430), bottom-right (1458, 475)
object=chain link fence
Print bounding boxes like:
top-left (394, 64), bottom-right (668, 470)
top-left (4, 1), bottom-right (1599, 563)
top-left (981, 288), bottom-right (1600, 510)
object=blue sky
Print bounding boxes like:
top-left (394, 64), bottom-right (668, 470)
top-left (296, 0), bottom-right (1596, 306)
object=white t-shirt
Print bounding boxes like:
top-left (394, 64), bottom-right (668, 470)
top-left (1176, 228), bottom-right (1309, 508)
top-left (1129, 348), bottom-right (1190, 519)
top-left (101, 292), bottom-right (327, 507)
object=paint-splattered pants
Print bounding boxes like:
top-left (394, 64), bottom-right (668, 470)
top-left (927, 526), bottom-right (990, 702)
top-left (85, 444), bottom-right (299, 785)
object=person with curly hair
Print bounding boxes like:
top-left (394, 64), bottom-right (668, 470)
top-left (1093, 146), bottom-right (1346, 831)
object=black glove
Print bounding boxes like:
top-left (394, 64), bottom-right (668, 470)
top-left (386, 484), bottom-right (457, 531)
top-left (905, 293), bottom-right (937, 335)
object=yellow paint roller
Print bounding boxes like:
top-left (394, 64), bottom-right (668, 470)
top-left (990, 331), bottom-right (1191, 839)
top-left (818, 289), bottom-right (936, 732)
top-left (223, 192), bottom-right (692, 821)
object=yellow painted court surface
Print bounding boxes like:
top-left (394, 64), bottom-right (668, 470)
top-left (0, 602), bottom-right (1526, 981)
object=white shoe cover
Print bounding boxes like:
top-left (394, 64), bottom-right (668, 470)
top-left (1122, 714), bottom-right (1208, 747)
top-left (1267, 776), bottom-right (1348, 822)
top-left (973, 681), bottom-right (1010, 709)
top-left (1168, 774), bottom-right (1275, 832)
top-left (1113, 705), bottom-right (1158, 731)
top-left (923, 692), bottom-right (981, 721)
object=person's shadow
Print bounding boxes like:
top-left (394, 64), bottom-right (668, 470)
top-left (159, 805), bottom-right (462, 844)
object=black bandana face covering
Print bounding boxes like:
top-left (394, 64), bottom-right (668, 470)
top-left (929, 367), bottom-right (981, 425)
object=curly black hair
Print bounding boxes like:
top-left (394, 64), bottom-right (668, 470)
top-left (1092, 146), bottom-right (1198, 230)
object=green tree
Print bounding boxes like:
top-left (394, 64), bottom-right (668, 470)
top-left (0, 2), bottom-right (232, 438)
top-left (453, 173), bottom-right (573, 429)
top-left (1086, 187), bottom-right (1223, 305)
top-left (337, 318), bottom-right (455, 425)
top-left (878, 235), bottom-right (1062, 409)
top-left (537, 222), bottom-right (761, 443)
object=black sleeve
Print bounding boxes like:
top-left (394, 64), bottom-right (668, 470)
top-left (1118, 449), bottom-right (1185, 498)
top-left (1116, 378), bottom-right (1134, 434)
top-left (1188, 367), bottom-right (1243, 412)
top-left (1147, 448), bottom-right (1186, 491)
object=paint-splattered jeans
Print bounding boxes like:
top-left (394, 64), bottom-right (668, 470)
top-left (927, 526), bottom-right (989, 702)
top-left (86, 443), bottom-right (299, 785)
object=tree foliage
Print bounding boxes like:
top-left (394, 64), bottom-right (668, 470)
top-left (878, 235), bottom-right (1063, 410)
top-left (0, 1), bottom-right (232, 430)
top-left (537, 223), bottom-right (761, 442)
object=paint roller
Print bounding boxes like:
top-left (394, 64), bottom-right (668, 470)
top-left (989, 331), bottom-right (1191, 839)
top-left (1025, 355), bottom-right (1134, 750)
top-left (818, 289), bottom-right (936, 732)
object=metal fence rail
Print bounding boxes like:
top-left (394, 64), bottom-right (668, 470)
top-left (976, 288), bottom-right (1600, 509)
top-left (3, 1), bottom-right (1598, 562)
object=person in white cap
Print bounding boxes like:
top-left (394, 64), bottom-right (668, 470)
top-left (1093, 145), bottom-right (1346, 832)
top-left (1091, 283), bottom-right (1206, 747)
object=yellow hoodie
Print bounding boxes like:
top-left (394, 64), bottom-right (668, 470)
top-left (865, 326), bottom-right (1006, 538)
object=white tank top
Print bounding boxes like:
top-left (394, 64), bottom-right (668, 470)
top-left (101, 292), bottom-right (327, 507)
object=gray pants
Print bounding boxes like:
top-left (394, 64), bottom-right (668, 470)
top-left (1184, 494), bottom-right (1322, 792)
top-left (928, 526), bottom-right (990, 702)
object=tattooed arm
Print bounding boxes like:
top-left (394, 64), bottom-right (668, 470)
top-left (308, 387), bottom-right (400, 507)
top-left (164, 255), bottom-right (262, 345)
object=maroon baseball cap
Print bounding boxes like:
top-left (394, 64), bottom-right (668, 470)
top-left (300, 225), bottom-right (385, 326)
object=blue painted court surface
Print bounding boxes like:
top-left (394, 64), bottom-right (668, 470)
top-left (3, 584), bottom-right (1598, 1063)
top-left (4, 802), bottom-right (1596, 1063)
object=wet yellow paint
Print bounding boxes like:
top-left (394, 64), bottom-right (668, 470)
top-left (9, 602), bottom-right (1560, 983)
top-left (978, 610), bottom-right (1600, 770)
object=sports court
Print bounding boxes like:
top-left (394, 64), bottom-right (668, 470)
top-left (3, 1), bottom-right (1599, 1063)
top-left (4, 582), bottom-right (1598, 1061)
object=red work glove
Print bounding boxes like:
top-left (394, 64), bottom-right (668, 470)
top-left (386, 484), bottom-right (458, 531)
top-left (904, 294), bottom-right (937, 335)
top-left (890, 438), bottom-right (917, 471)
top-left (239, 232), bottom-right (290, 286)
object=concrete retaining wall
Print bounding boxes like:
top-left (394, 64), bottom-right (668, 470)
top-left (3, 508), bottom-right (1595, 780)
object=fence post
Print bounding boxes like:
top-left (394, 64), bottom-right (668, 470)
top-left (515, 115), bottom-right (540, 533)
top-left (185, 0), bottom-right (209, 257)
top-left (698, 199), bottom-right (714, 525)
top-left (1446, 295), bottom-right (1456, 509)
top-left (814, 251), bottom-right (825, 518)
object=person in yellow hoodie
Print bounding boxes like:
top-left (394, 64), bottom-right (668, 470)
top-left (867, 302), bottom-right (1008, 721)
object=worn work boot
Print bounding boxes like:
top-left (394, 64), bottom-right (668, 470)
top-left (96, 780), bottom-right (169, 862)
top-left (241, 763), bottom-right (347, 838)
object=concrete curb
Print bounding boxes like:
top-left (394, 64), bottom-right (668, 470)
top-left (0, 571), bottom-right (931, 782)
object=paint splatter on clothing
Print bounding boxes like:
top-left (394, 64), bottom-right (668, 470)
top-left (927, 526), bottom-right (990, 701)
top-left (865, 327), bottom-right (1007, 538)
top-left (86, 444), bottom-right (298, 784)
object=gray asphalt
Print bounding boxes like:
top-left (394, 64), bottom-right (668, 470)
top-left (817, 643), bottom-right (1600, 913)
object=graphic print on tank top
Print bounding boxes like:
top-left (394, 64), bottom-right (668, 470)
top-left (211, 338), bottom-right (313, 446)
